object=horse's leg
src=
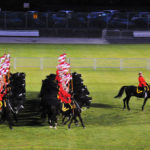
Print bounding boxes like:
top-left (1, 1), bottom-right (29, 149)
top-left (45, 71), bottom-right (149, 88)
top-left (142, 97), bottom-right (148, 111)
top-left (63, 115), bottom-right (71, 125)
top-left (0, 110), bottom-right (4, 123)
top-left (123, 97), bottom-right (127, 109)
top-left (13, 113), bottom-right (17, 123)
top-left (53, 116), bottom-right (57, 129)
top-left (1, 107), bottom-right (6, 122)
top-left (55, 117), bottom-right (57, 127)
top-left (41, 106), bottom-right (46, 122)
top-left (126, 96), bottom-right (131, 111)
top-left (68, 115), bottom-right (75, 129)
top-left (78, 113), bottom-right (85, 128)
top-left (6, 110), bottom-right (13, 130)
top-left (51, 114), bottom-right (57, 129)
top-left (74, 117), bottom-right (79, 126)
top-left (48, 118), bottom-right (53, 128)
top-left (48, 111), bottom-right (53, 128)
top-left (0, 113), bottom-right (2, 123)
top-left (51, 105), bottom-right (57, 129)
top-left (62, 115), bottom-right (66, 124)
top-left (1, 105), bottom-right (13, 129)
top-left (48, 120), bottom-right (53, 128)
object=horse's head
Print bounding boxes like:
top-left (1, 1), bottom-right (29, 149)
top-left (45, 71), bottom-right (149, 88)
top-left (76, 94), bottom-right (92, 109)
top-left (73, 83), bottom-right (91, 108)
top-left (40, 77), bottom-right (58, 97)
top-left (9, 98), bottom-right (25, 114)
top-left (9, 72), bottom-right (26, 114)
top-left (82, 96), bottom-right (92, 108)
top-left (9, 88), bottom-right (26, 114)
top-left (46, 74), bottom-right (56, 81)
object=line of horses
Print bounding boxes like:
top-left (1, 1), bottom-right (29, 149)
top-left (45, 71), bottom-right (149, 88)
top-left (0, 72), bottom-right (92, 129)
top-left (1, 72), bottom-right (149, 130)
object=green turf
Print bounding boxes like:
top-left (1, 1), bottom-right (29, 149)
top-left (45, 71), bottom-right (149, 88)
top-left (1, 43), bottom-right (150, 58)
top-left (1, 44), bottom-right (150, 150)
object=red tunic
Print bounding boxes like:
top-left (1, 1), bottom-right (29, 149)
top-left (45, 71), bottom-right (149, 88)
top-left (0, 86), bottom-right (3, 101)
top-left (58, 84), bottom-right (71, 103)
top-left (0, 94), bottom-right (2, 101)
top-left (138, 76), bottom-right (147, 87)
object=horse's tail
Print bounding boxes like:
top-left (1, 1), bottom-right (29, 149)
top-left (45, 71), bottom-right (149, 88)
top-left (114, 86), bottom-right (127, 98)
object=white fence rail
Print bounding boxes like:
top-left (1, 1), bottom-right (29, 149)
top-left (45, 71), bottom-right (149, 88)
top-left (11, 57), bottom-right (150, 70)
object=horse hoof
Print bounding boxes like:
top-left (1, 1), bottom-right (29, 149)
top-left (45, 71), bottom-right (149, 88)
top-left (49, 126), bottom-right (53, 128)
top-left (10, 127), bottom-right (14, 130)
top-left (54, 126), bottom-right (57, 129)
top-left (83, 126), bottom-right (86, 129)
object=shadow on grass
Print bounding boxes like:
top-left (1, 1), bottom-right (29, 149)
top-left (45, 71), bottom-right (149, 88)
top-left (13, 92), bottom-right (147, 127)
top-left (14, 92), bottom-right (44, 127)
top-left (87, 102), bottom-right (150, 127)
top-left (90, 103), bottom-right (115, 109)
top-left (15, 94), bottom-right (119, 127)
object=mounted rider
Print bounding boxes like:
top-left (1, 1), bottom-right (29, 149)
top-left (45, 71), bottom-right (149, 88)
top-left (138, 72), bottom-right (149, 98)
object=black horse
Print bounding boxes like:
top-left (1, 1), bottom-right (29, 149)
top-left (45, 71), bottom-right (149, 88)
top-left (62, 97), bottom-right (91, 129)
top-left (40, 95), bottom-right (60, 128)
top-left (9, 72), bottom-right (26, 114)
top-left (114, 85), bottom-right (150, 111)
top-left (40, 73), bottom-right (92, 129)
top-left (0, 72), bottom-right (26, 129)
top-left (0, 98), bottom-right (19, 129)
top-left (61, 72), bottom-right (92, 128)
top-left (39, 74), bottom-right (61, 128)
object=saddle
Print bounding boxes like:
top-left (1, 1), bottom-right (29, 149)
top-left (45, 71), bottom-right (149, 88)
top-left (62, 103), bottom-right (71, 112)
top-left (0, 101), bottom-right (2, 111)
top-left (0, 100), bottom-right (7, 112)
top-left (137, 86), bottom-right (149, 94)
top-left (62, 102), bottom-right (76, 112)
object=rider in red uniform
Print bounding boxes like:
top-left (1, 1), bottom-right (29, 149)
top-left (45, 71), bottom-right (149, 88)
top-left (138, 72), bottom-right (148, 98)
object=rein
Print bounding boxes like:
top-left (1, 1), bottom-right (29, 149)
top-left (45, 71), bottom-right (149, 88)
top-left (73, 99), bottom-right (81, 111)
top-left (7, 99), bottom-right (16, 114)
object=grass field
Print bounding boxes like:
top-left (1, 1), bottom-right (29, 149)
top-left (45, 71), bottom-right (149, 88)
top-left (1, 44), bottom-right (150, 150)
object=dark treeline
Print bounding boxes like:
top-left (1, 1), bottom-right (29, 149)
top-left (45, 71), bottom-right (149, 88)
top-left (0, 0), bottom-right (150, 12)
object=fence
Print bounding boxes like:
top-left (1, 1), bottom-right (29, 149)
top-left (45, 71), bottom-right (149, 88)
top-left (102, 29), bottom-right (134, 39)
top-left (11, 57), bottom-right (150, 70)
